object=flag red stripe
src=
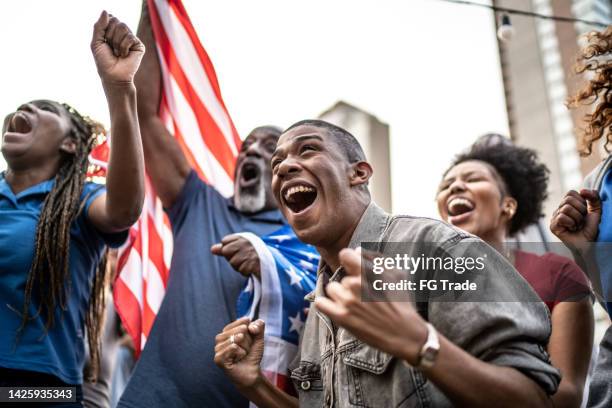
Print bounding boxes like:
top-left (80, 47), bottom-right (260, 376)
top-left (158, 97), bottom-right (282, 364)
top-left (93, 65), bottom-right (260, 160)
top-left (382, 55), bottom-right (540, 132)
top-left (164, 0), bottom-right (243, 147)
top-left (148, 0), bottom-right (236, 179)
top-left (116, 0), bottom-right (239, 356)
top-left (142, 280), bottom-right (158, 337)
top-left (147, 214), bottom-right (169, 285)
top-left (159, 95), bottom-right (209, 183)
top-left (114, 278), bottom-right (143, 355)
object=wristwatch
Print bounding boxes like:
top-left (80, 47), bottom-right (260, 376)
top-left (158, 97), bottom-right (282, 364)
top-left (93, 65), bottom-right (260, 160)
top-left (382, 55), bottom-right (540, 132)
top-left (415, 323), bottom-right (440, 370)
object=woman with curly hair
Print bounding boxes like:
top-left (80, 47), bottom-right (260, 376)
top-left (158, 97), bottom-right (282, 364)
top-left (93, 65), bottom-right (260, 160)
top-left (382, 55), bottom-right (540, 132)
top-left (0, 12), bottom-right (144, 406)
top-left (550, 25), bottom-right (612, 408)
top-left (437, 135), bottom-right (594, 407)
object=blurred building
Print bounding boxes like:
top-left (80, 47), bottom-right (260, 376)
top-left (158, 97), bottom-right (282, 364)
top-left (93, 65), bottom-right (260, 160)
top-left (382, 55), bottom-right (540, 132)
top-left (319, 101), bottom-right (392, 212)
top-left (493, 0), bottom-right (610, 224)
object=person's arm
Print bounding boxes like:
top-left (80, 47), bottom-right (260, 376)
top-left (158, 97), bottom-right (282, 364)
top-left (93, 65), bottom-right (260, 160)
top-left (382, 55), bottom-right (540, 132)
top-left (550, 189), bottom-right (601, 276)
top-left (135, 1), bottom-right (191, 208)
top-left (214, 318), bottom-right (298, 408)
top-left (549, 299), bottom-right (594, 408)
top-left (87, 11), bottom-right (145, 233)
top-left (315, 248), bottom-right (554, 408)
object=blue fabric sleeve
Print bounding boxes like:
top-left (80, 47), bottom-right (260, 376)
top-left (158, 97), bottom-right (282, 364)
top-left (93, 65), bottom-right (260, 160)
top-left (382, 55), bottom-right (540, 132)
top-left (82, 183), bottom-right (129, 248)
top-left (165, 169), bottom-right (227, 225)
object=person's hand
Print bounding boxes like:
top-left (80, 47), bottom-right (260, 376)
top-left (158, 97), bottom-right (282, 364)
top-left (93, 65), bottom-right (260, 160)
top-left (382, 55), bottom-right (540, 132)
top-left (314, 248), bottom-right (428, 366)
top-left (91, 11), bottom-right (145, 87)
top-left (211, 234), bottom-right (261, 279)
top-left (214, 317), bottom-right (266, 389)
top-left (550, 189), bottom-right (601, 247)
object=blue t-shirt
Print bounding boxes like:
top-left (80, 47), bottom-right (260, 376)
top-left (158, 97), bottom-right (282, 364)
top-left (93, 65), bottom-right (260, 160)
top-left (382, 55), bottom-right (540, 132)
top-left (597, 168), bottom-right (612, 317)
top-left (118, 171), bottom-right (286, 408)
top-left (0, 175), bottom-right (127, 384)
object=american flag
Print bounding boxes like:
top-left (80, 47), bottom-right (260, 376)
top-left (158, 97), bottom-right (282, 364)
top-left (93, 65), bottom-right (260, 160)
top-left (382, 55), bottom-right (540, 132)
top-left (236, 226), bottom-right (319, 396)
top-left (111, 0), bottom-right (241, 354)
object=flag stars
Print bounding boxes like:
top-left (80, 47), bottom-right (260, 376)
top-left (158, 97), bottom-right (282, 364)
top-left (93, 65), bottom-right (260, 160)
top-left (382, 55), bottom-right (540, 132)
top-left (285, 265), bottom-right (303, 287)
top-left (289, 313), bottom-right (304, 334)
top-left (270, 234), bottom-right (292, 243)
top-left (303, 251), bottom-right (318, 261)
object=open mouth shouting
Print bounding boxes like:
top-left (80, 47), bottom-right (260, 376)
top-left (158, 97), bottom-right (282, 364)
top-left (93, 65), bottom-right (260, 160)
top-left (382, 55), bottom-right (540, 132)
top-left (446, 196), bottom-right (475, 225)
top-left (239, 160), bottom-right (262, 188)
top-left (281, 181), bottom-right (318, 215)
top-left (3, 111), bottom-right (33, 141)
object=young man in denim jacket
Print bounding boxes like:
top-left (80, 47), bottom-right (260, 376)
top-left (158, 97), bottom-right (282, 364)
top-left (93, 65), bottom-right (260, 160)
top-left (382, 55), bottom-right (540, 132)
top-left (215, 120), bottom-right (561, 407)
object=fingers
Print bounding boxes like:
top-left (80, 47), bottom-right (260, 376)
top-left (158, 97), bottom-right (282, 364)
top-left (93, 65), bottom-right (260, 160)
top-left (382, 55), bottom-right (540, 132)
top-left (213, 236), bottom-right (248, 258)
top-left (91, 10), bottom-right (109, 49)
top-left (558, 204), bottom-right (585, 226)
top-left (214, 324), bottom-right (253, 353)
top-left (339, 248), bottom-right (361, 277)
top-left (580, 189), bottom-right (602, 213)
top-left (110, 19), bottom-right (131, 57)
top-left (221, 316), bottom-right (251, 333)
top-left (214, 342), bottom-right (247, 367)
top-left (221, 234), bottom-right (242, 245)
top-left (119, 33), bottom-right (139, 58)
top-left (554, 213), bottom-right (579, 232)
top-left (558, 191), bottom-right (587, 216)
top-left (248, 319), bottom-right (265, 338)
top-left (222, 240), bottom-right (246, 257)
top-left (210, 243), bottom-right (223, 255)
top-left (326, 281), bottom-right (354, 304)
top-left (554, 190), bottom-right (588, 230)
top-left (314, 296), bottom-right (347, 322)
top-left (99, 14), bottom-right (140, 58)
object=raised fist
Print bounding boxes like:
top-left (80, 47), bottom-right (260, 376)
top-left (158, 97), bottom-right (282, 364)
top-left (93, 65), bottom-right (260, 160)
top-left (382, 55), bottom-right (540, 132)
top-left (91, 11), bottom-right (145, 86)
top-left (214, 317), bottom-right (266, 389)
top-left (550, 189), bottom-right (601, 247)
top-left (211, 234), bottom-right (261, 279)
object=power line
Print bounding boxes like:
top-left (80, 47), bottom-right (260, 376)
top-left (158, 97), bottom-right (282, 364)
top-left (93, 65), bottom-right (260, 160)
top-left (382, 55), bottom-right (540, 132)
top-left (436, 0), bottom-right (609, 28)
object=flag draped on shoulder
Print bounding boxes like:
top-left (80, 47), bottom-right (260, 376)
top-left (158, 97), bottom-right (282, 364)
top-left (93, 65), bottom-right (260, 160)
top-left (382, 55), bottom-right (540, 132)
top-left (237, 226), bottom-right (319, 396)
top-left (111, 0), bottom-right (241, 355)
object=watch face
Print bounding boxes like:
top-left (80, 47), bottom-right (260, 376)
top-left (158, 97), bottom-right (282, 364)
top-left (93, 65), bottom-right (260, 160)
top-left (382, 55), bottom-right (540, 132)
top-left (422, 347), bottom-right (438, 365)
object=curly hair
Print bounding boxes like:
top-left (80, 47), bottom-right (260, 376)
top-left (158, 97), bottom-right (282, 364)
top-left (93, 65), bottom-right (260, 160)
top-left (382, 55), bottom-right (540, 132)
top-left (567, 26), bottom-right (612, 156)
top-left (445, 134), bottom-right (550, 235)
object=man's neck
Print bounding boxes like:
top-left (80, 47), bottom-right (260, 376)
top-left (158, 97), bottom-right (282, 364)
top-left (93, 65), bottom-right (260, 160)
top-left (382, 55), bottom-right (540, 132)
top-left (317, 199), bottom-right (370, 272)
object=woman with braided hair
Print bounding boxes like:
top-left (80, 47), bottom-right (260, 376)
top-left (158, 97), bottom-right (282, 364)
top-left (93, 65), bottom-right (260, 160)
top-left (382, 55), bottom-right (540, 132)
top-left (550, 25), bottom-right (612, 408)
top-left (0, 11), bottom-right (144, 406)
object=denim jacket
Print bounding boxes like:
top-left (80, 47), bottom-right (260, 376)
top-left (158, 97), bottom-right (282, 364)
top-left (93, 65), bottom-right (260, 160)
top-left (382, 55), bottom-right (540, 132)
top-left (290, 202), bottom-right (560, 407)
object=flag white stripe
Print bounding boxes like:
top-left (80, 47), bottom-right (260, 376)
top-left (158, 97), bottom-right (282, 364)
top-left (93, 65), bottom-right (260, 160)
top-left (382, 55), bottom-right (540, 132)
top-left (153, 0), bottom-right (238, 155)
top-left (158, 51), bottom-right (234, 196)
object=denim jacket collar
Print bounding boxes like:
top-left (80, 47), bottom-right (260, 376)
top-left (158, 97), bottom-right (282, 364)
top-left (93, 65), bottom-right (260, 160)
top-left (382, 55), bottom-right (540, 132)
top-left (305, 201), bottom-right (390, 302)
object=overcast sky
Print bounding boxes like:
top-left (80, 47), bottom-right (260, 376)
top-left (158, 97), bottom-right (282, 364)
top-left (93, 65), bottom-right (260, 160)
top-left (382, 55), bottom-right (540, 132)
top-left (0, 0), bottom-right (509, 218)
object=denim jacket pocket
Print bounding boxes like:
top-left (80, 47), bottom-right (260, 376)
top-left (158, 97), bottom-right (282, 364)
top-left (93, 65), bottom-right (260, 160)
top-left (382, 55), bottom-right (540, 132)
top-left (290, 360), bottom-right (324, 406)
top-left (342, 342), bottom-right (425, 408)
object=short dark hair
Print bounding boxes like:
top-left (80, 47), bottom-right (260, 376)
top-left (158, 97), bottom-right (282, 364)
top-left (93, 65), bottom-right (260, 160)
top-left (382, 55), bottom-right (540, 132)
top-left (248, 125), bottom-right (282, 139)
top-left (285, 119), bottom-right (366, 163)
top-left (448, 134), bottom-right (550, 235)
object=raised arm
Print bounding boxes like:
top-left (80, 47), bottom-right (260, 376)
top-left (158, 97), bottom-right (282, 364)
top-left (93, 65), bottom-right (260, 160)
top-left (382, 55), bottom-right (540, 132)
top-left (88, 11), bottom-right (145, 233)
top-left (135, 1), bottom-right (191, 208)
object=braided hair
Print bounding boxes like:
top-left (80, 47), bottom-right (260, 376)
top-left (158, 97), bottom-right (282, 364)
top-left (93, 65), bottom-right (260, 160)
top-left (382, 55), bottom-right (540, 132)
top-left (17, 102), bottom-right (109, 381)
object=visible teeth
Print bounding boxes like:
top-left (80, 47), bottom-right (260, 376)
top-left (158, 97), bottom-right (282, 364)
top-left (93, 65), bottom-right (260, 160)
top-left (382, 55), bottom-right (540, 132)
top-left (284, 185), bottom-right (315, 199)
top-left (448, 198), bottom-right (474, 212)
